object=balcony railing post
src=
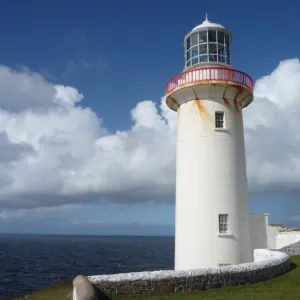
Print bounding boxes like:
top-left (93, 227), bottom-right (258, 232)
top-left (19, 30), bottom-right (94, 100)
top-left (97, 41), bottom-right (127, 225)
top-left (166, 67), bottom-right (252, 94)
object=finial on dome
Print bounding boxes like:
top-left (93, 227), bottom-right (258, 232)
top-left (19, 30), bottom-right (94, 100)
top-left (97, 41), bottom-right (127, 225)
top-left (205, 13), bottom-right (208, 21)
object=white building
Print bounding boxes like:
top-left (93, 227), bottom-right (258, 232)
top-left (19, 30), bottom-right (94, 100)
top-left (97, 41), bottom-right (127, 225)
top-left (165, 15), bottom-right (299, 270)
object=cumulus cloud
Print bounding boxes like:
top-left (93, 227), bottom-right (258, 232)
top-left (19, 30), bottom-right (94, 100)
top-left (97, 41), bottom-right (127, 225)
top-left (63, 58), bottom-right (108, 77)
top-left (0, 59), bottom-right (299, 209)
top-left (0, 204), bottom-right (81, 221)
top-left (289, 215), bottom-right (300, 223)
top-left (244, 58), bottom-right (300, 192)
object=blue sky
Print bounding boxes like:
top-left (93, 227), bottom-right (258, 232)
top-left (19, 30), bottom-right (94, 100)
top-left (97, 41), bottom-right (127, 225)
top-left (2, 0), bottom-right (298, 131)
top-left (0, 0), bottom-right (300, 235)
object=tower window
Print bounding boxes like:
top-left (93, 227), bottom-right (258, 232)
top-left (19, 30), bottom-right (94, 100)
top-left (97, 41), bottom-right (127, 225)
top-left (215, 112), bottom-right (224, 128)
top-left (219, 214), bottom-right (229, 233)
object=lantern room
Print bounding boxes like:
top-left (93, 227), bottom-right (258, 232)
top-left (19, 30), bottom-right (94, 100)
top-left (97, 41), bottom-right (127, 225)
top-left (184, 14), bottom-right (232, 69)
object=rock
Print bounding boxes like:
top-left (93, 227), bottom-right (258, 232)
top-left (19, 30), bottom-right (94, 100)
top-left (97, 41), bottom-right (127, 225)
top-left (73, 275), bottom-right (97, 300)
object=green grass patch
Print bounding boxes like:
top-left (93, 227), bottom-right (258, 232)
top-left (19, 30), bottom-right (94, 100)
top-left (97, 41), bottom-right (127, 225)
top-left (4, 280), bottom-right (73, 300)
top-left (5, 256), bottom-right (300, 300)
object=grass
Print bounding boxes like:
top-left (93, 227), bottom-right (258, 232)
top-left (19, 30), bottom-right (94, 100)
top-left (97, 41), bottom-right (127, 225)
top-left (4, 280), bottom-right (73, 300)
top-left (5, 256), bottom-right (300, 300)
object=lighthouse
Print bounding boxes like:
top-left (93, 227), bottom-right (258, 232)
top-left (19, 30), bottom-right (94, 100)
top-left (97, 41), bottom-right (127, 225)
top-left (166, 15), bottom-right (254, 270)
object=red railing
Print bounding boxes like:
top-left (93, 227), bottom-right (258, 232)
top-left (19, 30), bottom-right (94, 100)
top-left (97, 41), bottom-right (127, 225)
top-left (166, 67), bottom-right (253, 95)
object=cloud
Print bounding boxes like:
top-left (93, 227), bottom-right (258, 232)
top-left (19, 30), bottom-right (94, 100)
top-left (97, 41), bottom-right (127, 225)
top-left (0, 59), bottom-right (299, 209)
top-left (0, 204), bottom-right (83, 222)
top-left (289, 215), bottom-right (300, 223)
top-left (244, 58), bottom-right (300, 192)
top-left (0, 205), bottom-right (174, 236)
top-left (0, 66), bottom-right (58, 113)
top-left (62, 57), bottom-right (107, 77)
top-left (0, 210), bottom-right (9, 220)
top-left (62, 28), bottom-right (107, 77)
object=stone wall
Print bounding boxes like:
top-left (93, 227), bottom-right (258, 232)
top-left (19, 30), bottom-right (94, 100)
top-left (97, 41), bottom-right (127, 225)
top-left (73, 250), bottom-right (290, 299)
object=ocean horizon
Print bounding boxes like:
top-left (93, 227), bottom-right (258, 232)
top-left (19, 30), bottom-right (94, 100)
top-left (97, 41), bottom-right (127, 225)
top-left (0, 232), bottom-right (174, 237)
top-left (0, 234), bottom-right (175, 299)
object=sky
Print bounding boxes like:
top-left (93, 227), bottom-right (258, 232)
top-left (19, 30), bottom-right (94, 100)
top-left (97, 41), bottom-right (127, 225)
top-left (0, 0), bottom-right (300, 235)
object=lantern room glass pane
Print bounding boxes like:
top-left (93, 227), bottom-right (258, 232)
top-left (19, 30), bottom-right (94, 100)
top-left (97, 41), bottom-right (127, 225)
top-left (186, 50), bottom-right (191, 61)
top-left (217, 31), bottom-right (224, 44)
top-left (191, 33), bottom-right (198, 46)
top-left (225, 46), bottom-right (230, 59)
top-left (192, 57), bottom-right (198, 65)
top-left (187, 37), bottom-right (191, 49)
top-left (209, 43), bottom-right (217, 54)
top-left (209, 43), bottom-right (217, 62)
top-left (191, 46), bottom-right (198, 58)
top-left (187, 60), bottom-right (191, 67)
top-left (208, 30), bottom-right (217, 42)
top-left (199, 55), bottom-right (208, 62)
top-left (218, 55), bottom-right (225, 63)
top-left (199, 44), bottom-right (207, 55)
top-left (225, 34), bottom-right (230, 46)
top-left (199, 31), bottom-right (207, 43)
top-left (209, 55), bottom-right (217, 62)
top-left (218, 43), bottom-right (225, 56)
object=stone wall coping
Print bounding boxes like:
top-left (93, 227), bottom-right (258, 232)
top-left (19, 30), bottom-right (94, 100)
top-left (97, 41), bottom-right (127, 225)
top-left (87, 249), bottom-right (289, 284)
top-left (73, 249), bottom-right (291, 300)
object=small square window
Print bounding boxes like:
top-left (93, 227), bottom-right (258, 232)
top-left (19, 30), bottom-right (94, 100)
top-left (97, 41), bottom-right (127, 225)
top-left (219, 214), bottom-right (229, 233)
top-left (215, 111), bottom-right (224, 128)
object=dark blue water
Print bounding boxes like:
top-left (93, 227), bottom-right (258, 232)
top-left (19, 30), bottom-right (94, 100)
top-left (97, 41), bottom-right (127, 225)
top-left (0, 234), bottom-right (174, 299)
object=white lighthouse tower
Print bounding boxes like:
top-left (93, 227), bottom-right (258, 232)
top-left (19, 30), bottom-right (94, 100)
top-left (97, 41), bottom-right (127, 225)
top-left (166, 15), bottom-right (254, 270)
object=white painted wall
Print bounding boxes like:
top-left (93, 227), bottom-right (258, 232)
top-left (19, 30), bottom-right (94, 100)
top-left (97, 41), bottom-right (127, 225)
top-left (249, 214), bottom-right (268, 253)
top-left (267, 226), bottom-right (280, 249)
top-left (276, 232), bottom-right (300, 249)
top-left (173, 83), bottom-right (252, 270)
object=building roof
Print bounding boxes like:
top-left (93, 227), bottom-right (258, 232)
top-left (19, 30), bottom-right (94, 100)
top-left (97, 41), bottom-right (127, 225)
top-left (269, 224), bottom-right (284, 227)
top-left (191, 14), bottom-right (225, 32)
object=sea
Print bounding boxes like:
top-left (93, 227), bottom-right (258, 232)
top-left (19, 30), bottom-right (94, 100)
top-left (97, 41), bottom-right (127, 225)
top-left (0, 234), bottom-right (174, 299)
